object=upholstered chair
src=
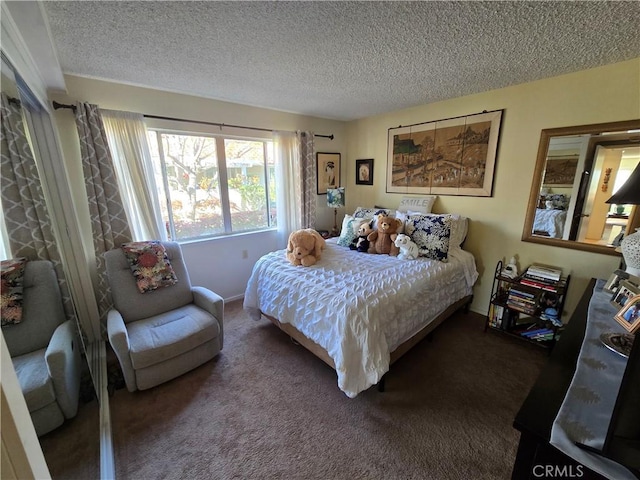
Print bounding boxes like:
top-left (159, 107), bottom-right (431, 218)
top-left (3, 260), bottom-right (82, 436)
top-left (104, 241), bottom-right (223, 392)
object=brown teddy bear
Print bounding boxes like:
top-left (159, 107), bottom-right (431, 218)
top-left (286, 229), bottom-right (326, 266)
top-left (368, 213), bottom-right (401, 256)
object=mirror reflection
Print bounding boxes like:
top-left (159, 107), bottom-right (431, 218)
top-left (523, 120), bottom-right (640, 255)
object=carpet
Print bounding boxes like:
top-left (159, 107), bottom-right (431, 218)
top-left (41, 299), bottom-right (547, 479)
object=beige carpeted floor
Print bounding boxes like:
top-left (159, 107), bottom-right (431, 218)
top-left (41, 299), bottom-right (548, 480)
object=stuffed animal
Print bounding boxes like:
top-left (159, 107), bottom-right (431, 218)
top-left (394, 234), bottom-right (419, 260)
top-left (367, 213), bottom-right (401, 256)
top-left (350, 220), bottom-right (374, 253)
top-left (286, 229), bottom-right (326, 266)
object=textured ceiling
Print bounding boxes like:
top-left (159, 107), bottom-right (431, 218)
top-left (42, 1), bottom-right (640, 121)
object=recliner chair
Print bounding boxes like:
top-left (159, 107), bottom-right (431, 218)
top-left (104, 241), bottom-right (223, 392)
top-left (3, 260), bottom-right (81, 436)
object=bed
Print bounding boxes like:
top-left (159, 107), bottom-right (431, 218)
top-left (533, 208), bottom-right (567, 238)
top-left (243, 231), bottom-right (478, 398)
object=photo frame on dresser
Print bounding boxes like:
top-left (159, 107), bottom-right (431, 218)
top-left (610, 280), bottom-right (640, 310)
top-left (603, 269), bottom-right (630, 294)
top-left (614, 294), bottom-right (640, 333)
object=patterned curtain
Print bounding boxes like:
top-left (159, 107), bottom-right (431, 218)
top-left (0, 93), bottom-right (78, 328)
top-left (299, 131), bottom-right (316, 228)
top-left (75, 102), bottom-right (132, 325)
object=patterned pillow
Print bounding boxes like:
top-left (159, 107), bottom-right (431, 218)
top-left (337, 215), bottom-right (372, 247)
top-left (1, 257), bottom-right (27, 326)
top-left (405, 214), bottom-right (451, 261)
top-left (353, 207), bottom-right (393, 230)
top-left (121, 241), bottom-right (178, 294)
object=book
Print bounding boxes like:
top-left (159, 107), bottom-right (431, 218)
top-left (508, 288), bottom-right (536, 299)
top-left (526, 264), bottom-right (562, 282)
top-left (520, 277), bottom-right (565, 292)
top-left (521, 328), bottom-right (553, 338)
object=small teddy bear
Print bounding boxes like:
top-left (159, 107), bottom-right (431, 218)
top-left (394, 234), bottom-right (419, 260)
top-left (351, 220), bottom-right (374, 253)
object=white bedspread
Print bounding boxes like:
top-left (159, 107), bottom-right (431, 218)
top-left (243, 240), bottom-right (478, 398)
top-left (533, 208), bottom-right (567, 238)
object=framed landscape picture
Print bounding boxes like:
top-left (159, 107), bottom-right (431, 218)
top-left (386, 109), bottom-right (503, 197)
top-left (317, 152), bottom-right (340, 194)
top-left (542, 156), bottom-right (579, 187)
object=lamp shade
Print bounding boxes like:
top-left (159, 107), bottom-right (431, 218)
top-left (605, 163), bottom-right (640, 205)
top-left (327, 187), bottom-right (345, 208)
top-left (605, 162), bottom-right (640, 277)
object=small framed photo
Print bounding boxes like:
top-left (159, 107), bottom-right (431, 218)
top-left (356, 158), bottom-right (374, 185)
top-left (603, 269), bottom-right (629, 294)
top-left (614, 294), bottom-right (640, 333)
top-left (316, 152), bottom-right (341, 195)
top-left (610, 280), bottom-right (640, 310)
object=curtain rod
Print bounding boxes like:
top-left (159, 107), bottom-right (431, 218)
top-left (52, 101), bottom-right (334, 140)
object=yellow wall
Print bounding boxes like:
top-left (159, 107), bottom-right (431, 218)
top-left (345, 58), bottom-right (640, 318)
top-left (50, 60), bottom-right (640, 315)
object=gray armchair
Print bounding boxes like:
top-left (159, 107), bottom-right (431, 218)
top-left (105, 241), bottom-right (223, 392)
top-left (3, 260), bottom-right (81, 437)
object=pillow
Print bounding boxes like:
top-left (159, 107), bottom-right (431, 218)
top-left (397, 196), bottom-right (436, 214)
top-left (448, 214), bottom-right (468, 249)
top-left (121, 241), bottom-right (178, 294)
top-left (1, 257), bottom-right (27, 326)
top-left (405, 214), bottom-right (451, 261)
top-left (394, 210), bottom-right (423, 234)
top-left (353, 207), bottom-right (393, 230)
top-left (337, 215), bottom-right (372, 248)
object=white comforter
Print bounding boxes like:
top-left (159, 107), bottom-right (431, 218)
top-left (533, 208), bottom-right (567, 238)
top-left (243, 240), bottom-right (478, 398)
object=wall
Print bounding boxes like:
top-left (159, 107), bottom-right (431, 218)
top-left (345, 58), bottom-right (640, 318)
top-left (51, 76), bottom-right (347, 300)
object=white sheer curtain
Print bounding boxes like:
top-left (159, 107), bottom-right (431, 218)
top-left (101, 110), bottom-right (166, 241)
top-left (274, 131), bottom-right (302, 249)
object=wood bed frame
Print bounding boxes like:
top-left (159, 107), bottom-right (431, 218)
top-left (262, 293), bottom-right (473, 391)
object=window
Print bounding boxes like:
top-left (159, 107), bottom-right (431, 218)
top-left (147, 130), bottom-right (276, 241)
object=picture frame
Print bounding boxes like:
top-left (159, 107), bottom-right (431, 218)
top-left (542, 156), bottom-right (579, 188)
top-left (355, 159), bottom-right (374, 185)
top-left (614, 293), bottom-right (640, 333)
top-left (603, 269), bottom-right (630, 294)
top-left (386, 109), bottom-right (503, 197)
top-left (317, 152), bottom-right (341, 195)
top-left (610, 280), bottom-right (640, 310)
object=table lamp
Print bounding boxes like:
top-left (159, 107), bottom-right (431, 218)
top-left (327, 187), bottom-right (345, 237)
top-left (606, 162), bottom-right (640, 276)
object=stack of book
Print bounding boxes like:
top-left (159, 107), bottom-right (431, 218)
top-left (520, 264), bottom-right (565, 292)
top-left (506, 287), bottom-right (537, 315)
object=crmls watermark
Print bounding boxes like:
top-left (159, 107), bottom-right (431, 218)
top-left (533, 464), bottom-right (584, 478)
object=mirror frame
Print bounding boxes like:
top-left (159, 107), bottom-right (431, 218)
top-left (522, 119), bottom-right (640, 256)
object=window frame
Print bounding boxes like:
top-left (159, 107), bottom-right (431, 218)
top-left (147, 127), bottom-right (276, 242)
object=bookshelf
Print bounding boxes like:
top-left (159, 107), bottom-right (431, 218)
top-left (486, 260), bottom-right (571, 350)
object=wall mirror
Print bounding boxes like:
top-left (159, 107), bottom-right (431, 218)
top-left (522, 120), bottom-right (640, 255)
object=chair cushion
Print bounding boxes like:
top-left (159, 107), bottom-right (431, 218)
top-left (127, 304), bottom-right (220, 370)
top-left (12, 349), bottom-right (57, 412)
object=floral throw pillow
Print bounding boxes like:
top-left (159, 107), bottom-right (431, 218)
top-left (1, 257), bottom-right (27, 326)
top-left (121, 241), bottom-right (178, 294)
top-left (405, 214), bottom-right (451, 261)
